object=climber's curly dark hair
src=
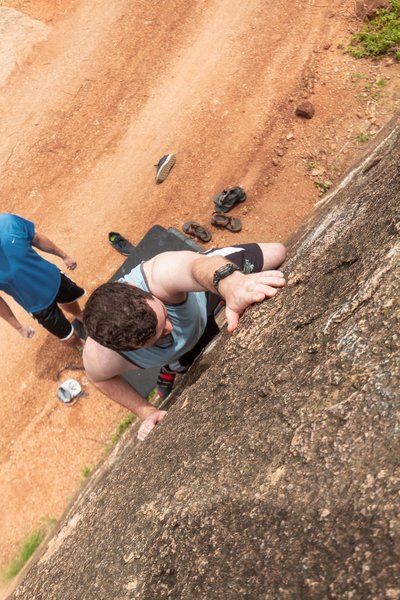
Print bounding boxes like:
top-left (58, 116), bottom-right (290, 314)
top-left (83, 282), bottom-right (157, 351)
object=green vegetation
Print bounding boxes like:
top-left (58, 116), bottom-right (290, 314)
top-left (351, 72), bottom-right (368, 79)
top-left (82, 464), bottom-right (92, 478)
top-left (147, 387), bottom-right (157, 403)
top-left (314, 180), bottom-right (332, 195)
top-left (110, 413), bottom-right (135, 445)
top-left (106, 387), bottom-right (160, 450)
top-left (2, 529), bottom-right (44, 581)
top-left (353, 75), bottom-right (388, 103)
top-left (357, 131), bottom-right (370, 142)
top-left (307, 160), bottom-right (319, 171)
top-left (347, 0), bottom-right (400, 59)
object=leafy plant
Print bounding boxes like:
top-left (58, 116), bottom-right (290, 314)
top-left (357, 131), bottom-right (370, 142)
top-left (106, 386), bottom-right (160, 451)
top-left (2, 529), bottom-right (44, 581)
top-left (307, 160), bottom-right (319, 171)
top-left (347, 0), bottom-right (400, 59)
top-left (110, 414), bottom-right (135, 445)
top-left (314, 180), bottom-right (332, 195)
top-left (82, 465), bottom-right (91, 478)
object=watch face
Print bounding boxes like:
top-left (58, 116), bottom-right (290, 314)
top-left (213, 263), bottom-right (240, 289)
top-left (218, 265), bottom-right (234, 277)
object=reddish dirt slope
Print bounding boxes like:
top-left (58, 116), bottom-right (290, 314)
top-left (0, 0), bottom-right (399, 587)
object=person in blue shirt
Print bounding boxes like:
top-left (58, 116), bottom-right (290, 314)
top-left (0, 213), bottom-right (85, 348)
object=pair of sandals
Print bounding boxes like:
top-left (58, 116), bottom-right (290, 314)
top-left (183, 187), bottom-right (246, 243)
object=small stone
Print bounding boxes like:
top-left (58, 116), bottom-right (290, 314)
top-left (276, 149), bottom-right (284, 157)
top-left (295, 101), bottom-right (315, 119)
top-left (310, 168), bottom-right (323, 176)
top-left (272, 158), bottom-right (279, 166)
top-left (323, 43), bottom-right (331, 50)
top-left (263, 181), bottom-right (270, 187)
top-left (286, 132), bottom-right (294, 140)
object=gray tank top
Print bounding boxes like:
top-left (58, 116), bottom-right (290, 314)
top-left (119, 263), bottom-right (207, 368)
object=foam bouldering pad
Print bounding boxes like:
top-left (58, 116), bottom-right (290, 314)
top-left (112, 225), bottom-right (202, 280)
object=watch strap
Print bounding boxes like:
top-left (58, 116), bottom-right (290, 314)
top-left (213, 263), bottom-right (242, 290)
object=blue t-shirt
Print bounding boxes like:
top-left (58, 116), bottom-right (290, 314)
top-left (0, 213), bottom-right (61, 312)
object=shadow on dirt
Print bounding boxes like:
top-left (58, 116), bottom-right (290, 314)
top-left (34, 334), bottom-right (82, 381)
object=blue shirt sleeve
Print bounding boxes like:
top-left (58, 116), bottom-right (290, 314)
top-left (10, 214), bottom-right (35, 242)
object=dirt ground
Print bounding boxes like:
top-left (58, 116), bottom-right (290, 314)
top-left (0, 0), bottom-right (399, 589)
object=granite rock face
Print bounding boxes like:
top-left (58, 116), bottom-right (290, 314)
top-left (11, 119), bottom-right (400, 599)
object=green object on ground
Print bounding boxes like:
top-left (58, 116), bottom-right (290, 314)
top-left (347, 0), bottom-right (400, 59)
top-left (2, 529), bottom-right (44, 581)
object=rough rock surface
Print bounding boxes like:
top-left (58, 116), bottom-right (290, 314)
top-left (11, 118), bottom-right (400, 599)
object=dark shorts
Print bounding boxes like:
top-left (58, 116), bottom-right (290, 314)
top-left (203, 243), bottom-right (264, 315)
top-left (31, 273), bottom-right (85, 340)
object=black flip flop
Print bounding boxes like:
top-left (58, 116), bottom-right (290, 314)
top-left (108, 232), bottom-right (136, 256)
top-left (211, 212), bottom-right (242, 233)
top-left (213, 187), bottom-right (246, 213)
top-left (182, 221), bottom-right (212, 243)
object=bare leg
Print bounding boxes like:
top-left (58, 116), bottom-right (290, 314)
top-left (59, 303), bottom-right (85, 349)
top-left (59, 301), bottom-right (83, 322)
top-left (257, 243), bottom-right (286, 271)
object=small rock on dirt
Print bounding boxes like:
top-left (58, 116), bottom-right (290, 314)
top-left (310, 168), bottom-right (324, 177)
top-left (295, 101), bottom-right (315, 119)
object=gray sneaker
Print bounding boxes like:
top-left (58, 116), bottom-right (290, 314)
top-left (155, 153), bottom-right (176, 184)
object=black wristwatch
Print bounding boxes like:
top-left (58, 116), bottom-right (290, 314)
top-left (213, 263), bottom-right (242, 290)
